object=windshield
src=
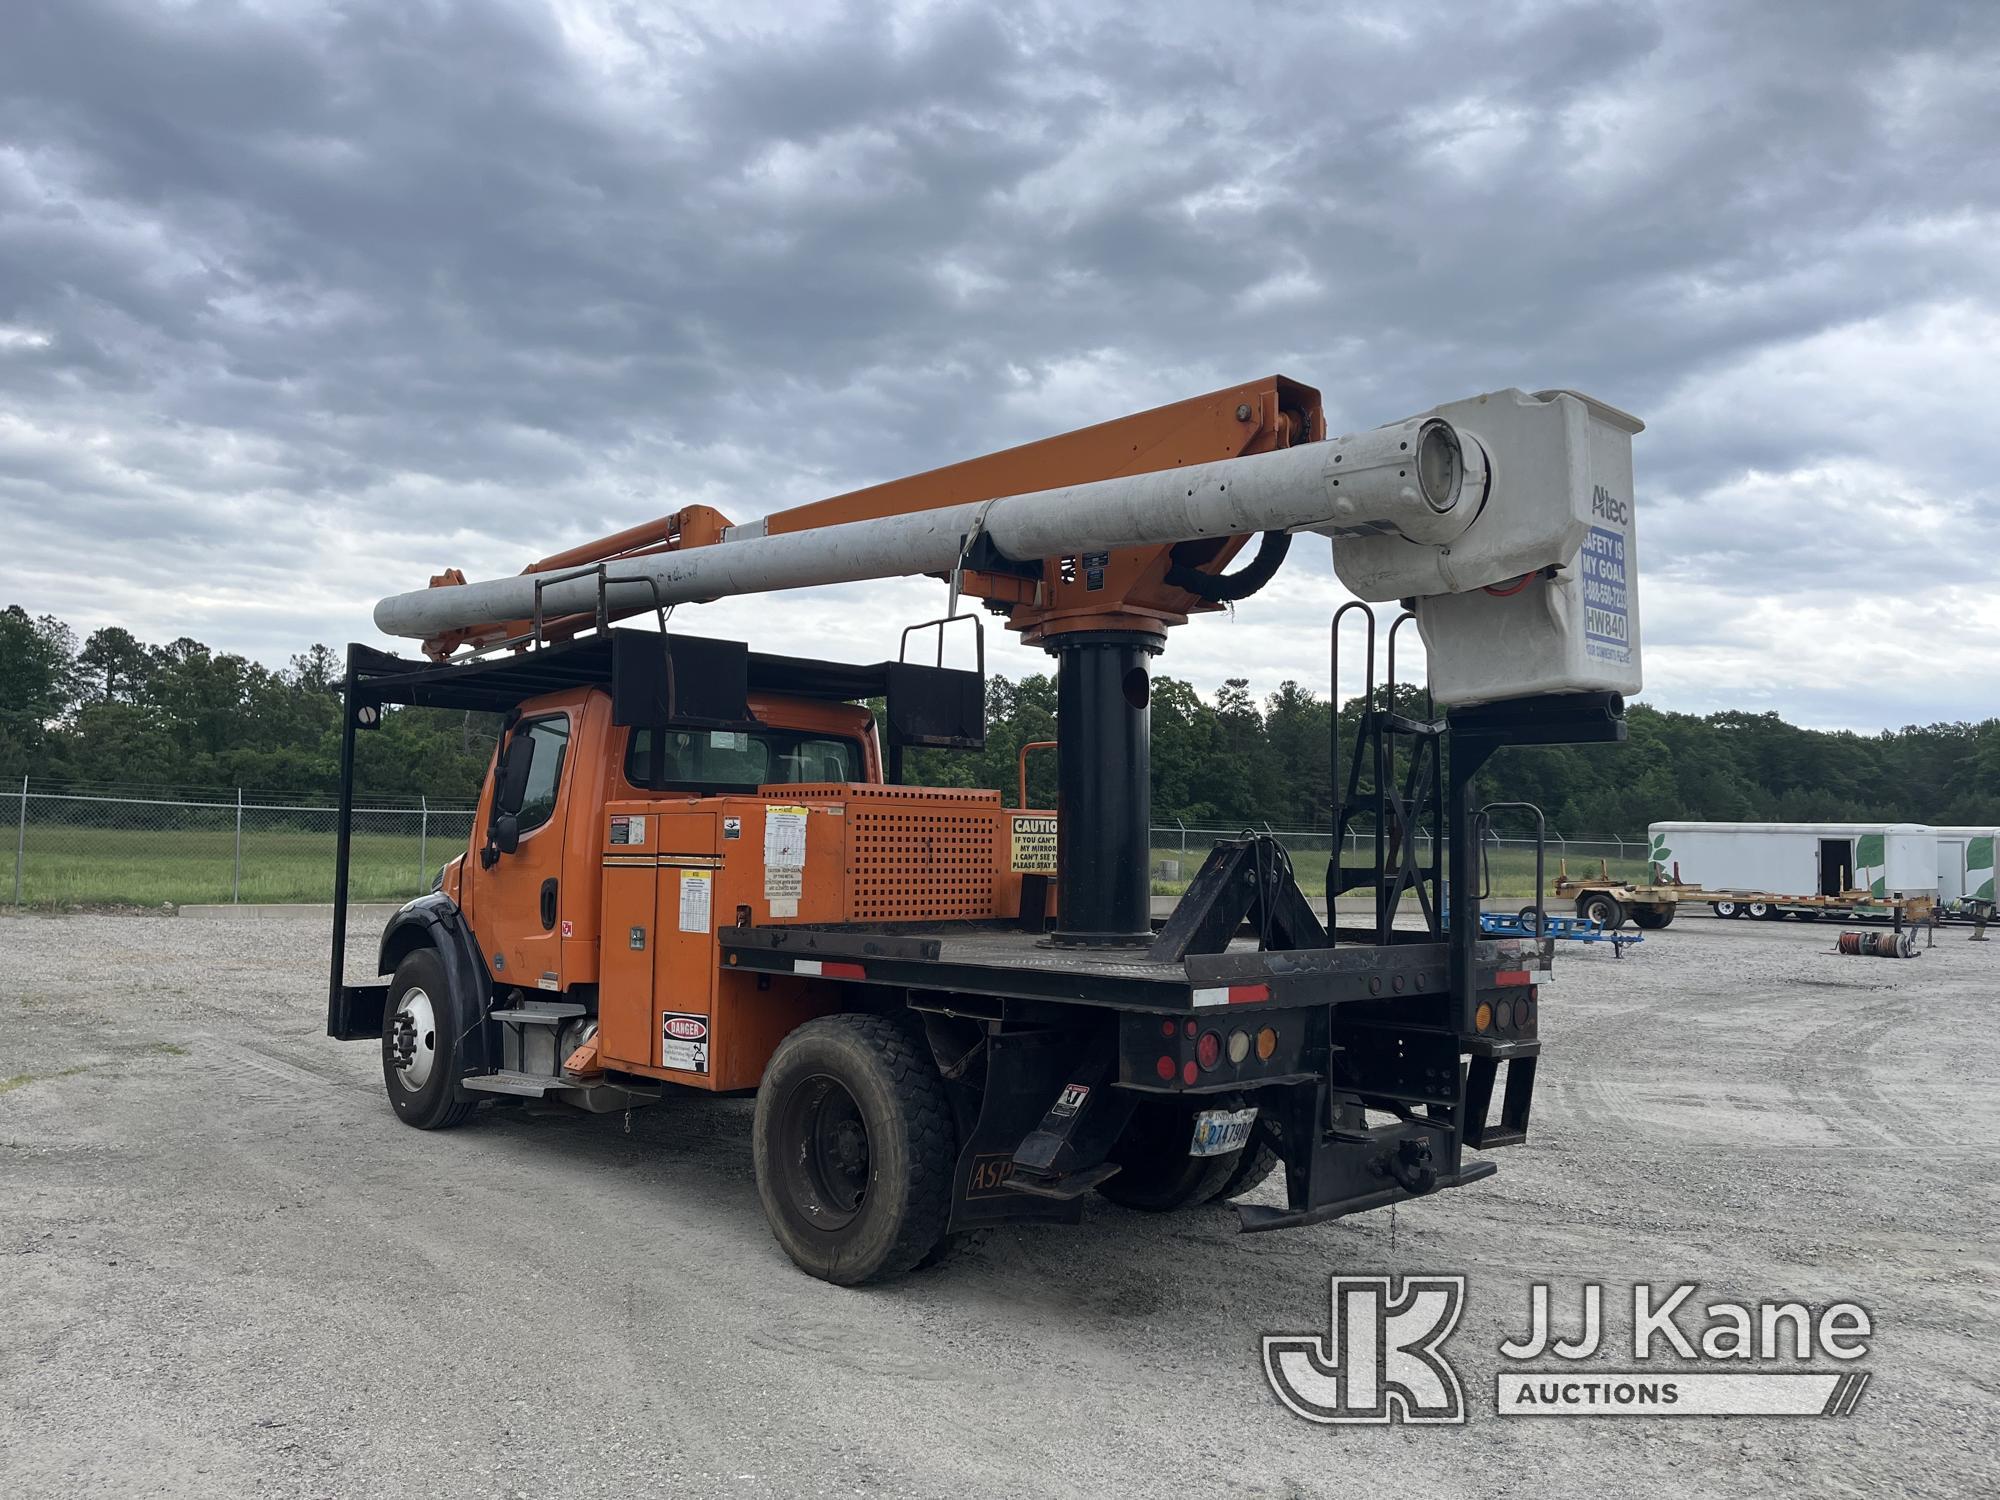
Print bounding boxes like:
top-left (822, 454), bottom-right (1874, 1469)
top-left (626, 726), bottom-right (863, 792)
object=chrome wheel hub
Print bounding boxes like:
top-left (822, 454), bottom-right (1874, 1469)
top-left (390, 987), bottom-right (438, 1091)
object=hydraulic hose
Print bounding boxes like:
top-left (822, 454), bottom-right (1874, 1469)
top-left (1164, 529), bottom-right (1292, 602)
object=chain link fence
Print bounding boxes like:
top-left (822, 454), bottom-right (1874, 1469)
top-left (7, 778), bottom-right (476, 908)
top-left (1146, 823), bottom-right (1651, 900)
top-left (4, 778), bottom-right (1647, 909)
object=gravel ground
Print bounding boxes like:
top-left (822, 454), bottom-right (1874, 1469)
top-left (1, 909), bottom-right (1994, 1498)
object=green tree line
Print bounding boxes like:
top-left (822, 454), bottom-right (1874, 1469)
top-left (5, 605), bottom-right (1995, 829)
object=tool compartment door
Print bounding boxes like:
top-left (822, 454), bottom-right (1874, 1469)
top-left (596, 806), bottom-right (659, 1067)
top-left (653, 811), bottom-right (722, 1084)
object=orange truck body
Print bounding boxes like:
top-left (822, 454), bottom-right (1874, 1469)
top-left (441, 685), bottom-right (1052, 1094)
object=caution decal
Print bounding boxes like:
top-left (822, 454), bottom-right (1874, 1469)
top-left (1010, 814), bottom-right (1057, 874)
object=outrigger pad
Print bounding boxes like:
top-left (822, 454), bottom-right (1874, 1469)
top-left (1150, 836), bottom-right (1328, 962)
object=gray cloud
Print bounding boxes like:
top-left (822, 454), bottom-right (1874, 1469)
top-left (2, 0), bottom-right (1996, 731)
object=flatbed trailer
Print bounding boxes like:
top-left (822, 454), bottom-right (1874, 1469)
top-left (1548, 859), bottom-right (1936, 929)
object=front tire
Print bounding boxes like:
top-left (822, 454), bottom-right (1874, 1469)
top-left (753, 1015), bottom-right (955, 1285)
top-left (382, 948), bottom-right (476, 1130)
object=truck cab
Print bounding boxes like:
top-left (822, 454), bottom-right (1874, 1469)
top-left (445, 686), bottom-right (880, 998)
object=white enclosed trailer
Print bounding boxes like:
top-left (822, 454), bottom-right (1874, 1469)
top-left (1930, 827), bottom-right (1998, 906)
top-left (1647, 822), bottom-right (1939, 907)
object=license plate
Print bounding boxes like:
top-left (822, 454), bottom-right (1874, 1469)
top-left (1189, 1106), bottom-right (1258, 1158)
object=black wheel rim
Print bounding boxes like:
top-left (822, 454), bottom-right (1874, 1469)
top-left (777, 1074), bottom-right (871, 1231)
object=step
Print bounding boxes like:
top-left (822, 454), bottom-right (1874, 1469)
top-left (488, 1003), bottom-right (587, 1026)
top-left (461, 1069), bottom-right (565, 1097)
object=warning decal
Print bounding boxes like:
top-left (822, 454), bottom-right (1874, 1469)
top-left (1011, 814), bottom-right (1058, 874)
top-left (1580, 524), bottom-right (1630, 663)
top-left (764, 805), bottom-right (807, 916)
top-left (678, 868), bottom-right (712, 933)
top-left (661, 1011), bottom-right (709, 1074)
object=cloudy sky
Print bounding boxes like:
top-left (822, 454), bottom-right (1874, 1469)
top-left (2, 0), bottom-right (1996, 730)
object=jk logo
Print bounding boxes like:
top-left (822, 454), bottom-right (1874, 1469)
top-left (1264, 1275), bottom-right (1467, 1424)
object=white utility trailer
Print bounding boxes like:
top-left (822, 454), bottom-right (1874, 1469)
top-left (1930, 827), bottom-right (1998, 908)
top-left (1647, 821), bottom-right (1938, 915)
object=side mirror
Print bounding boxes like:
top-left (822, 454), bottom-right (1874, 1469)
top-left (494, 737), bottom-right (536, 816)
top-left (483, 734), bottom-right (536, 864)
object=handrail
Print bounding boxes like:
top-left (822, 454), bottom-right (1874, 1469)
top-left (1017, 740), bottom-right (1057, 809)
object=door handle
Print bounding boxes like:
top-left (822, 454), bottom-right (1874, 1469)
top-left (540, 878), bottom-right (558, 930)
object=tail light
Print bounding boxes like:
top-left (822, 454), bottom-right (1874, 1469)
top-left (1196, 1030), bottom-right (1222, 1072)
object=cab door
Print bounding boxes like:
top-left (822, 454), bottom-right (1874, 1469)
top-left (465, 709), bottom-right (575, 991)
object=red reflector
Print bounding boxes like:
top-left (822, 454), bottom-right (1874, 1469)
top-left (1226, 984), bottom-right (1270, 1005)
top-left (822, 961), bottom-right (866, 980)
top-left (1495, 969), bottom-right (1533, 987)
top-left (1155, 1054), bottom-right (1175, 1082)
top-left (1196, 1030), bottom-right (1222, 1071)
top-left (1181, 1060), bottom-right (1198, 1086)
top-left (1160, 1019), bottom-right (1176, 1038)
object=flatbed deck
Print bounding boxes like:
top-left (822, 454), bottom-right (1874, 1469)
top-left (717, 920), bottom-right (1525, 1014)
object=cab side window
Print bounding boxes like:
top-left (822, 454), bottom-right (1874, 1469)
top-left (513, 716), bottom-right (571, 834)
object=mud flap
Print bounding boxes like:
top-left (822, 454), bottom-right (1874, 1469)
top-left (946, 1030), bottom-right (1097, 1232)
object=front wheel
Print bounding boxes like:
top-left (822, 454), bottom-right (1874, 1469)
top-left (1712, 901), bottom-right (1739, 918)
top-left (382, 948), bottom-right (476, 1130)
top-left (753, 1015), bottom-right (956, 1285)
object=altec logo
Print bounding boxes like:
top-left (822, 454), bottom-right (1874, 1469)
top-left (1264, 1276), bottom-right (1467, 1424)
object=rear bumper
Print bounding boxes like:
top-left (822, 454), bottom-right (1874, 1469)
top-left (1237, 1160), bottom-right (1498, 1233)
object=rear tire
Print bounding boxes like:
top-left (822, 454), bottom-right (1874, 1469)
top-left (753, 1015), bottom-right (955, 1286)
top-left (1631, 905), bottom-right (1675, 930)
top-left (1712, 901), bottom-right (1739, 918)
top-left (382, 948), bottom-right (476, 1131)
top-left (1747, 901), bottom-right (1775, 920)
top-left (1208, 1118), bottom-right (1282, 1203)
top-left (1098, 1098), bottom-right (1241, 1212)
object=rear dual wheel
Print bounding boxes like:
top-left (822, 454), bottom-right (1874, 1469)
top-left (753, 1015), bottom-right (956, 1286)
top-left (1098, 1099), bottom-right (1241, 1211)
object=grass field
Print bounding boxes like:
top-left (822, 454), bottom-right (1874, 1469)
top-left (8, 818), bottom-right (1648, 910)
top-left (11, 821), bottom-right (473, 907)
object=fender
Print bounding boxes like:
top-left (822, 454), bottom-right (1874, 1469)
top-left (344, 892), bottom-right (498, 1079)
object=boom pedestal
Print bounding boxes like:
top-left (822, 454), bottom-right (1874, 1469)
top-left (1050, 631), bottom-right (1159, 947)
